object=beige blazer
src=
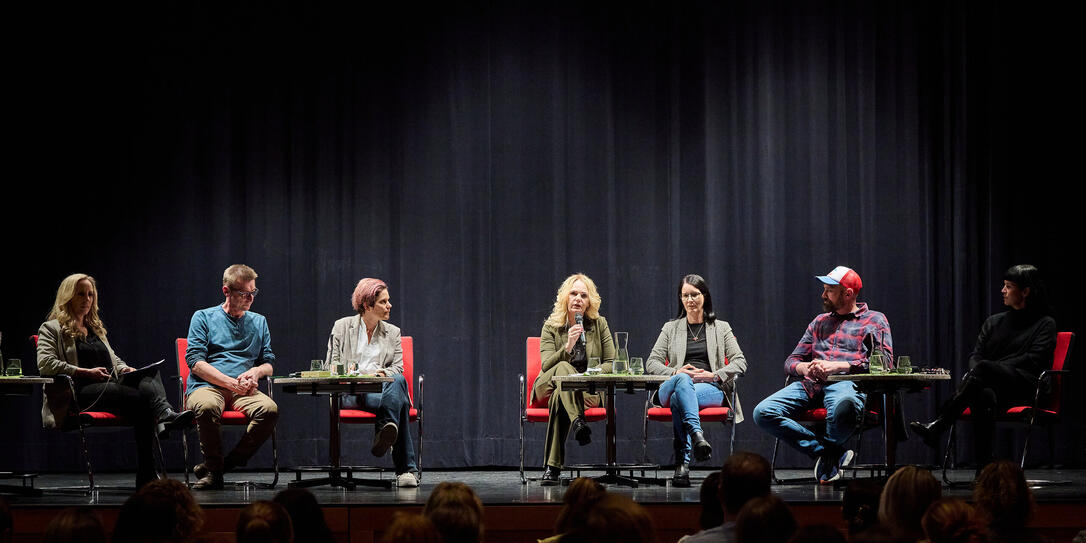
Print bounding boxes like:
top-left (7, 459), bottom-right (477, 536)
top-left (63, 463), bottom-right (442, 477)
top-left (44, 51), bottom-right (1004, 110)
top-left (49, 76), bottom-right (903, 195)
top-left (36, 319), bottom-right (131, 429)
top-left (325, 315), bottom-right (404, 376)
top-left (645, 318), bottom-right (748, 423)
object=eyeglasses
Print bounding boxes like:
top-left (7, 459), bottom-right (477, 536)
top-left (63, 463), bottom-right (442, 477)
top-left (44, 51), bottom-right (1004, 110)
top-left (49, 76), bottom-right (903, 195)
top-left (681, 292), bottom-right (702, 301)
top-left (230, 287), bottom-right (260, 298)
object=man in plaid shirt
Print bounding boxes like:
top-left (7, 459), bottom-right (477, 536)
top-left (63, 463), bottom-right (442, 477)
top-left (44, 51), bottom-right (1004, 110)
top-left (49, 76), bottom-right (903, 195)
top-left (753, 266), bottom-right (893, 484)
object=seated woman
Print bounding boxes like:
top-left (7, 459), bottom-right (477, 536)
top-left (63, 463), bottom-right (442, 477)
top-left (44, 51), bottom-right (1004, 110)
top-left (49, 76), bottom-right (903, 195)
top-left (911, 264), bottom-right (1057, 470)
top-left (36, 274), bottom-right (193, 489)
top-left (533, 273), bottom-right (614, 486)
top-left (326, 277), bottom-right (419, 488)
top-left (645, 274), bottom-right (748, 486)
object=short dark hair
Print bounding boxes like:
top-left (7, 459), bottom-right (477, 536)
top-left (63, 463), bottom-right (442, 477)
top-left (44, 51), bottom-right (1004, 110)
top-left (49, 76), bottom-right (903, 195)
top-left (735, 495), bottom-right (796, 543)
top-left (698, 472), bottom-right (725, 529)
top-left (1003, 264), bottom-right (1051, 314)
top-left (675, 274), bottom-right (716, 323)
top-left (718, 451), bottom-right (772, 515)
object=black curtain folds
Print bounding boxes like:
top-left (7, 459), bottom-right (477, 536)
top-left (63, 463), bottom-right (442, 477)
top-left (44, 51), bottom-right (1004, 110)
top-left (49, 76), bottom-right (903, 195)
top-left (3, 2), bottom-right (1082, 471)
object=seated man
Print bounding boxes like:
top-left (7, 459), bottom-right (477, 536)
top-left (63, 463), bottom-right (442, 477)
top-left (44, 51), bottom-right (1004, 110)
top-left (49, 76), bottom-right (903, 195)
top-left (753, 266), bottom-right (892, 484)
top-left (185, 264), bottom-right (279, 489)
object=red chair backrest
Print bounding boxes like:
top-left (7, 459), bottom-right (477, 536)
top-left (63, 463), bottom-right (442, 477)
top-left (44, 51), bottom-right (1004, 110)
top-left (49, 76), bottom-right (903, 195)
top-left (1046, 332), bottom-right (1074, 413)
top-left (401, 336), bottom-right (415, 404)
top-left (175, 338), bottom-right (190, 389)
top-left (526, 337), bottom-right (547, 409)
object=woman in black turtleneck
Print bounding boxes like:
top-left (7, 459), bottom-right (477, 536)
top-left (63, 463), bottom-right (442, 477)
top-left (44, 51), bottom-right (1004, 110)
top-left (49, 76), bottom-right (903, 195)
top-left (911, 264), bottom-right (1057, 469)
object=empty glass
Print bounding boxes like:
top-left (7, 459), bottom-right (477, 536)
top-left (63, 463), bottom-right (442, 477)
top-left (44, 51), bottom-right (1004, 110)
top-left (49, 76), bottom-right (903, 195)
top-left (5, 358), bottom-right (21, 377)
top-left (629, 357), bottom-right (644, 375)
top-left (310, 360), bottom-right (323, 372)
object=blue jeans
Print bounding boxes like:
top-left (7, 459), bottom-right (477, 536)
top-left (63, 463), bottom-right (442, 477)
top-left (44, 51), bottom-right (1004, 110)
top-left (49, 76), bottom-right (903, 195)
top-left (658, 373), bottom-right (725, 463)
top-left (342, 374), bottom-right (417, 474)
top-left (752, 380), bottom-right (865, 459)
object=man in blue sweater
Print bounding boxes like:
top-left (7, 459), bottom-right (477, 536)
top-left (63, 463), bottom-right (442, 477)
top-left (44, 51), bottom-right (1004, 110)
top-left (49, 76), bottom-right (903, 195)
top-left (186, 264), bottom-right (278, 490)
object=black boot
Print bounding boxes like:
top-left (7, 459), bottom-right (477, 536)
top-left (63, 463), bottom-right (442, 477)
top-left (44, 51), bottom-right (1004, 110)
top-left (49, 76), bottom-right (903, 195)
top-left (673, 461), bottom-right (691, 487)
top-left (571, 416), bottom-right (592, 446)
top-left (910, 375), bottom-right (982, 448)
top-left (692, 431), bottom-right (712, 462)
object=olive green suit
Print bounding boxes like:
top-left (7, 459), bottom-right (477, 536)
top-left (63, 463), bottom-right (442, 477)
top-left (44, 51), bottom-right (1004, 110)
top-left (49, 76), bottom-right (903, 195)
top-left (532, 315), bottom-right (615, 468)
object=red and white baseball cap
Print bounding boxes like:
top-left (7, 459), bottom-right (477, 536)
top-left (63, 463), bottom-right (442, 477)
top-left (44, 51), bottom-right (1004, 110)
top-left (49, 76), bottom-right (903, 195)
top-left (816, 266), bottom-right (863, 291)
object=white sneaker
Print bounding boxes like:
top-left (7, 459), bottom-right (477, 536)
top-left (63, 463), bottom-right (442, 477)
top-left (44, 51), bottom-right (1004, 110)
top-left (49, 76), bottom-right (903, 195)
top-left (371, 422), bottom-right (398, 457)
top-left (396, 471), bottom-right (420, 488)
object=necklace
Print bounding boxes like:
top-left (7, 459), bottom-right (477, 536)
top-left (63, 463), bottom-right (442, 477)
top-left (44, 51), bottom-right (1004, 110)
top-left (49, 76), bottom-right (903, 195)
top-left (689, 322), bottom-right (706, 342)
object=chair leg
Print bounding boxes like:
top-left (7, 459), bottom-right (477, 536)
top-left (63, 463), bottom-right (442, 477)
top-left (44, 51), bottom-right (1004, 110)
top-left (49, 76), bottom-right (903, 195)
top-left (641, 401), bottom-right (650, 464)
top-left (78, 423), bottom-right (95, 491)
top-left (1019, 415), bottom-right (1037, 470)
top-left (770, 437), bottom-right (783, 484)
top-left (181, 428), bottom-right (190, 485)
top-left (519, 414), bottom-right (527, 484)
top-left (941, 424), bottom-right (957, 485)
top-left (269, 427), bottom-right (279, 488)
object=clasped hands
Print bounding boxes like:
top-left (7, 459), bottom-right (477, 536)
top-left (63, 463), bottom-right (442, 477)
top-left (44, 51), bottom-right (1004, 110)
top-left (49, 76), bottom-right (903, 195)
top-left (797, 359), bottom-right (851, 383)
top-left (227, 369), bottom-right (262, 396)
top-left (677, 364), bottom-right (717, 383)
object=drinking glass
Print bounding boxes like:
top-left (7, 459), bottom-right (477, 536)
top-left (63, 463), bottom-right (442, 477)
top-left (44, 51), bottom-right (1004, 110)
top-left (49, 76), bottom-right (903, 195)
top-left (5, 359), bottom-right (21, 377)
top-left (629, 357), bottom-right (644, 375)
top-left (587, 356), bottom-right (602, 375)
top-left (868, 353), bottom-right (886, 374)
top-left (332, 360), bottom-right (346, 376)
top-left (310, 360), bottom-right (323, 372)
top-left (895, 356), bottom-right (912, 374)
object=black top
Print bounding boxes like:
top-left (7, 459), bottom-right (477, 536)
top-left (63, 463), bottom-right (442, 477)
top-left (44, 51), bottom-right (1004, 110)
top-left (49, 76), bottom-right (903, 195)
top-left (75, 332), bottom-right (113, 385)
top-left (685, 326), bottom-right (712, 373)
top-left (969, 308), bottom-right (1057, 380)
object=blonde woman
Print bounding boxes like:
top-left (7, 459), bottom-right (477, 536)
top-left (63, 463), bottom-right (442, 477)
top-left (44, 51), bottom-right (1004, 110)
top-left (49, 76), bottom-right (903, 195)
top-left (533, 273), bottom-right (615, 485)
top-left (36, 274), bottom-right (192, 489)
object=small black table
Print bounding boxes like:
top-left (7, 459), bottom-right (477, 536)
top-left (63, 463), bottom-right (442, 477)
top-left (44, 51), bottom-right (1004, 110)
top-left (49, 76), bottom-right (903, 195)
top-left (273, 376), bottom-right (393, 489)
top-left (552, 374), bottom-right (669, 487)
top-left (827, 372), bottom-right (950, 471)
top-left (1, 376), bottom-right (53, 495)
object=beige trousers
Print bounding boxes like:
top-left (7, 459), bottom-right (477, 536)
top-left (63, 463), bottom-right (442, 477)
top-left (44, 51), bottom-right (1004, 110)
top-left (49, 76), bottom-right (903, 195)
top-left (187, 386), bottom-right (278, 472)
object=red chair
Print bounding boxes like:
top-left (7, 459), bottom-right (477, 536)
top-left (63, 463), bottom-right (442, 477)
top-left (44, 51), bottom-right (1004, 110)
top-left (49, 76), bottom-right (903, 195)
top-left (175, 338), bottom-right (278, 488)
top-left (640, 357), bottom-right (737, 464)
top-left (33, 334), bottom-right (166, 493)
top-left (941, 331), bottom-right (1075, 485)
top-left (519, 337), bottom-right (607, 483)
top-left (338, 336), bottom-right (424, 480)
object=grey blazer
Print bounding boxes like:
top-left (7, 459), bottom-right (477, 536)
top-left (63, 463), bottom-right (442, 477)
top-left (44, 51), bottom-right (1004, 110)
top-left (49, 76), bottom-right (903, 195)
top-left (36, 319), bottom-right (131, 429)
top-left (325, 315), bottom-right (404, 376)
top-left (645, 318), bottom-right (748, 423)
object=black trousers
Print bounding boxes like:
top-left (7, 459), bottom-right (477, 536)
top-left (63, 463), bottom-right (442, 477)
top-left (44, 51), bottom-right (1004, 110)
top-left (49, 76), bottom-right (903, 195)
top-left (75, 370), bottom-right (172, 481)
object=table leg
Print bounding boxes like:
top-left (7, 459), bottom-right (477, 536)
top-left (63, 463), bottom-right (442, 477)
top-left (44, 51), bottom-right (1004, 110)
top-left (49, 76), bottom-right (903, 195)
top-left (882, 391), bottom-right (896, 471)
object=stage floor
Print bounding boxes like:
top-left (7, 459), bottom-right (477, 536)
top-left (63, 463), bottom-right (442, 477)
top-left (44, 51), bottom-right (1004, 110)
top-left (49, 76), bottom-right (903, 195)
top-left (6, 467), bottom-right (1086, 507)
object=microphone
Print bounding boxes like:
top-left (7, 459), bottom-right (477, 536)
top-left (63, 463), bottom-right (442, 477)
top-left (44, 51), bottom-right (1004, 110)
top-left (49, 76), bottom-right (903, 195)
top-left (575, 312), bottom-right (586, 345)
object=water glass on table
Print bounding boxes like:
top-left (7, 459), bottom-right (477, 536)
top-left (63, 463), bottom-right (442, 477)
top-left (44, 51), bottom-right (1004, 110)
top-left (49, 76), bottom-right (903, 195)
top-left (5, 359), bottom-right (21, 377)
top-left (869, 353), bottom-right (886, 374)
top-left (895, 356), bottom-right (912, 374)
top-left (629, 357), bottom-right (644, 375)
top-left (586, 356), bottom-right (602, 375)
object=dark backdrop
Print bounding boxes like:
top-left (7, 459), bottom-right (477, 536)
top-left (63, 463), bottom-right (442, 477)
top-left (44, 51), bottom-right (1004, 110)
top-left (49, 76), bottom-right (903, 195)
top-left (3, 1), bottom-right (1082, 473)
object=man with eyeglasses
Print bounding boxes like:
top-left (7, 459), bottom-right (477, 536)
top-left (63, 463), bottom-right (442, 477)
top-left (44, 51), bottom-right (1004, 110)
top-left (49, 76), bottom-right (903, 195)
top-left (184, 264), bottom-right (278, 489)
top-left (751, 266), bottom-right (892, 484)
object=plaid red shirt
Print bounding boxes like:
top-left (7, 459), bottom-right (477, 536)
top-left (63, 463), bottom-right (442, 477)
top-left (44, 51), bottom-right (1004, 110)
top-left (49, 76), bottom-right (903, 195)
top-left (785, 302), bottom-right (893, 398)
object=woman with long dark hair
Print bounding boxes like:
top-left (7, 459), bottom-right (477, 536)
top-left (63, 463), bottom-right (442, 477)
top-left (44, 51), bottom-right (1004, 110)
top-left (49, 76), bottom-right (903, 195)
top-left (645, 274), bottom-right (748, 486)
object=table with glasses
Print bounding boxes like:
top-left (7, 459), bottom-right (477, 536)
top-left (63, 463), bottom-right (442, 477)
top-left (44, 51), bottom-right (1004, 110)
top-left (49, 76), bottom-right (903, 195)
top-left (1, 376), bottom-right (53, 495)
top-left (272, 375), bottom-right (393, 489)
top-left (551, 373), bottom-right (669, 487)
top-left (827, 371), bottom-right (951, 471)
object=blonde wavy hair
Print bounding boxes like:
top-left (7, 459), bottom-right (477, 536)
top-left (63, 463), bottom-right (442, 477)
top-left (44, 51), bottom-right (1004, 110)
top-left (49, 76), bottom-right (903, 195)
top-left (544, 273), bottom-right (602, 328)
top-left (48, 273), bottom-right (108, 341)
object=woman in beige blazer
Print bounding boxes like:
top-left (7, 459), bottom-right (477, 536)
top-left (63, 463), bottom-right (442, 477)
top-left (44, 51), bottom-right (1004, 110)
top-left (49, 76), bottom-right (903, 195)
top-left (646, 274), bottom-right (748, 486)
top-left (36, 273), bottom-right (192, 488)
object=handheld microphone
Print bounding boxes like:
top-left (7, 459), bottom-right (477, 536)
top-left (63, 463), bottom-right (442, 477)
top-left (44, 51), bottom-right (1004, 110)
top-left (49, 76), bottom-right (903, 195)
top-left (575, 312), bottom-right (586, 345)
